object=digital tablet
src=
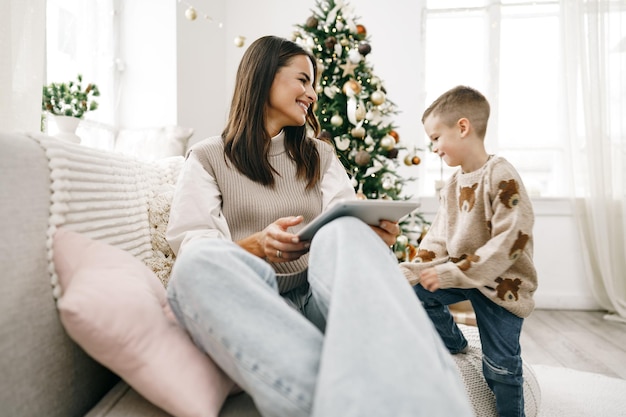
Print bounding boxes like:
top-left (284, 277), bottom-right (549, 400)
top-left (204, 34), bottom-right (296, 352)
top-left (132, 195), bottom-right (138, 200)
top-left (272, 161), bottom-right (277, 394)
top-left (297, 199), bottom-right (420, 241)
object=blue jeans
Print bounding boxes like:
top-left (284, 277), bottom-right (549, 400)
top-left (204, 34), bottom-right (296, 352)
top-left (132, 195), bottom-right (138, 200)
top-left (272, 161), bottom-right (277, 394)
top-left (168, 217), bottom-right (473, 417)
top-left (413, 285), bottom-right (525, 417)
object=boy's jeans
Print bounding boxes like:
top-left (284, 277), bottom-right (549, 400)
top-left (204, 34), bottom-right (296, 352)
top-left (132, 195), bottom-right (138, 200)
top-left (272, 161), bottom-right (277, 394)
top-left (168, 217), bottom-right (473, 417)
top-left (413, 285), bottom-right (525, 417)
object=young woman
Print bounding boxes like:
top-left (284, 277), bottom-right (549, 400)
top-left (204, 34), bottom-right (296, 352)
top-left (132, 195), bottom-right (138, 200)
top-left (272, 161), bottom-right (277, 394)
top-left (166, 35), bottom-right (472, 417)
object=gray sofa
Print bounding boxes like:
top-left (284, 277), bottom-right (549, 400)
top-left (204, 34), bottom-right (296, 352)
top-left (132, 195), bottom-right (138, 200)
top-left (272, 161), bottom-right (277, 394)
top-left (0, 131), bottom-right (260, 417)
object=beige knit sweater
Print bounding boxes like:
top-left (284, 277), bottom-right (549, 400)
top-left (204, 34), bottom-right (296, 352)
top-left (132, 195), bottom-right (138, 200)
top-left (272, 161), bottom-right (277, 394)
top-left (400, 156), bottom-right (538, 318)
top-left (190, 135), bottom-right (336, 293)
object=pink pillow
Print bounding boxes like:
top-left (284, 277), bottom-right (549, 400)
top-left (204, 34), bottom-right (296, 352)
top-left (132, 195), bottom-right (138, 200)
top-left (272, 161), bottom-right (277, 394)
top-left (53, 228), bottom-right (233, 417)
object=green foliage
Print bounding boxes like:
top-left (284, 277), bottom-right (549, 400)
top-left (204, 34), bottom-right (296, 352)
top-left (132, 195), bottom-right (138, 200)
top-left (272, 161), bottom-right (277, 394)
top-left (295, 0), bottom-right (428, 260)
top-left (42, 74), bottom-right (100, 119)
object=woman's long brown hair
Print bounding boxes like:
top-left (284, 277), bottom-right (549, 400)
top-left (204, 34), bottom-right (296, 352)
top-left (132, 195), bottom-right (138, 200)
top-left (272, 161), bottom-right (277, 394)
top-left (222, 35), bottom-right (322, 189)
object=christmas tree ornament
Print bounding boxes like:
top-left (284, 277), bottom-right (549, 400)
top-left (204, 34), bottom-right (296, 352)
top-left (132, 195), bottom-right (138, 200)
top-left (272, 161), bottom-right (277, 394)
top-left (334, 136), bottom-right (351, 151)
top-left (330, 114), bottom-right (343, 126)
top-left (382, 177), bottom-right (394, 190)
top-left (342, 79), bottom-right (362, 95)
top-left (339, 61), bottom-right (358, 77)
top-left (324, 36), bottom-right (337, 50)
top-left (348, 49), bottom-right (363, 64)
top-left (356, 24), bottom-right (367, 39)
top-left (412, 155), bottom-right (421, 165)
top-left (380, 135), bottom-right (395, 150)
top-left (185, 6), bottom-right (197, 20)
top-left (334, 43), bottom-right (343, 56)
top-left (233, 36), bottom-right (246, 47)
top-left (370, 90), bottom-right (386, 106)
top-left (364, 136), bottom-right (374, 146)
top-left (396, 234), bottom-right (409, 247)
top-left (357, 42), bottom-right (372, 56)
top-left (389, 130), bottom-right (400, 143)
top-left (404, 154), bottom-right (414, 166)
top-left (340, 37), bottom-right (350, 46)
top-left (351, 126), bottom-right (366, 138)
top-left (355, 150), bottom-right (371, 166)
top-left (306, 16), bottom-right (319, 28)
top-left (324, 86), bottom-right (338, 99)
top-left (387, 148), bottom-right (399, 159)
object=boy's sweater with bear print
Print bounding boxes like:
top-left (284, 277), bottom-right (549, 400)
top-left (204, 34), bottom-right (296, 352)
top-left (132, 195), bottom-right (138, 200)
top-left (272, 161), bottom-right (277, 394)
top-left (400, 155), bottom-right (537, 318)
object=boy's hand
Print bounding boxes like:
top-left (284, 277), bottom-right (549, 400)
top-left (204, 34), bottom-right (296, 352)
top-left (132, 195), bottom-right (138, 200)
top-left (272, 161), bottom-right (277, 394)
top-left (420, 267), bottom-right (441, 292)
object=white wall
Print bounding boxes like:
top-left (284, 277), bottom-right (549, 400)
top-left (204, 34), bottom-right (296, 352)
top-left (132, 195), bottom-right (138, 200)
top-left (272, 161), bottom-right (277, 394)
top-left (1, 0), bottom-right (47, 132)
top-left (118, 0), bottom-right (177, 128)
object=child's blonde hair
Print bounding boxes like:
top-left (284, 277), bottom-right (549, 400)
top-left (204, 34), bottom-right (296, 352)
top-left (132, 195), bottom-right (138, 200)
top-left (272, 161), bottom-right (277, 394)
top-left (422, 86), bottom-right (490, 139)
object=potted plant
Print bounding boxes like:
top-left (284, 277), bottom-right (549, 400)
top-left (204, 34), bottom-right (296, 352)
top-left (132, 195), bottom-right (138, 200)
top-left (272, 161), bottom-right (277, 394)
top-left (42, 74), bottom-right (100, 143)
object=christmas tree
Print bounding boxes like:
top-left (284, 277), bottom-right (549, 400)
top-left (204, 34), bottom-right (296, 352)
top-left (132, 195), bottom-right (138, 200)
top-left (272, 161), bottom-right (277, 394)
top-left (293, 0), bottom-right (427, 261)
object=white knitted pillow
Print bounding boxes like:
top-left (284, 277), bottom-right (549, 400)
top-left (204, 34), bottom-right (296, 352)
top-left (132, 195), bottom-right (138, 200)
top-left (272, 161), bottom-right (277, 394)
top-left (455, 324), bottom-right (541, 417)
top-left (32, 132), bottom-right (184, 299)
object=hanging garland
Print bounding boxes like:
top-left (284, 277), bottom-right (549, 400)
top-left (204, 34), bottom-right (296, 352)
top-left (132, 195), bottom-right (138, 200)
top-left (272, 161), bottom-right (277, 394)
top-left (177, 0), bottom-right (246, 48)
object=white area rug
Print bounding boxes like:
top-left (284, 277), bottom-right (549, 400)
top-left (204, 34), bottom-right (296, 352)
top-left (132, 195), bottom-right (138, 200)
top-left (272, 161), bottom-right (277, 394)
top-left (534, 365), bottom-right (626, 417)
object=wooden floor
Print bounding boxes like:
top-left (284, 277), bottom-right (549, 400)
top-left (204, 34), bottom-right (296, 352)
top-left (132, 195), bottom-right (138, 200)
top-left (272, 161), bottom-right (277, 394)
top-left (520, 309), bottom-right (626, 379)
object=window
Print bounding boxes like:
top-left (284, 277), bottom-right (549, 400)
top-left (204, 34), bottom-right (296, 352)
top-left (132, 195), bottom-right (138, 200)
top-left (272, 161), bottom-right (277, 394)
top-left (46, 0), bottom-right (117, 127)
top-left (421, 0), bottom-right (566, 197)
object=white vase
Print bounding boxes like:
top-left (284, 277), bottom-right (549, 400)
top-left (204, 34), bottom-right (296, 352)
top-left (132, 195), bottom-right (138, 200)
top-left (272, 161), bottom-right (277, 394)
top-left (50, 115), bottom-right (82, 144)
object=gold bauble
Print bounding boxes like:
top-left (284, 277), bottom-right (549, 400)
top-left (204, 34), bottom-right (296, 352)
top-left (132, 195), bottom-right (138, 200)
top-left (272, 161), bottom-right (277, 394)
top-left (351, 126), bottom-right (366, 138)
top-left (342, 79), bottom-right (361, 95)
top-left (233, 36), bottom-right (246, 47)
top-left (330, 114), bottom-right (344, 127)
top-left (380, 135), bottom-right (395, 150)
top-left (185, 6), bottom-right (197, 20)
top-left (370, 90), bottom-right (386, 106)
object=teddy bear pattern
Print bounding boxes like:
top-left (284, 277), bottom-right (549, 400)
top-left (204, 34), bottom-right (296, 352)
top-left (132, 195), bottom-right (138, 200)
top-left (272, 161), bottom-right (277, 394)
top-left (494, 277), bottom-right (522, 301)
top-left (498, 179), bottom-right (520, 208)
top-left (509, 230), bottom-right (529, 261)
top-left (451, 253), bottom-right (481, 271)
top-left (459, 183), bottom-right (478, 212)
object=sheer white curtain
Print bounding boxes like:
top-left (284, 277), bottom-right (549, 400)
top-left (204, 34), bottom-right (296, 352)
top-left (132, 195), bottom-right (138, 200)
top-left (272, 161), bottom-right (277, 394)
top-left (0, 0), bottom-right (47, 133)
top-left (562, 0), bottom-right (626, 321)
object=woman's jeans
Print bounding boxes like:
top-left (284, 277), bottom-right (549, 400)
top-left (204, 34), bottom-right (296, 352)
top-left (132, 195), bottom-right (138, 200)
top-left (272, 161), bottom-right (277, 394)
top-left (167, 217), bottom-right (473, 417)
top-left (413, 285), bottom-right (525, 417)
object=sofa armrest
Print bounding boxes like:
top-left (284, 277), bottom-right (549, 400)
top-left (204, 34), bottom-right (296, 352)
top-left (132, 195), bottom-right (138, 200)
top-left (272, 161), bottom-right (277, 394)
top-left (0, 131), bottom-right (119, 417)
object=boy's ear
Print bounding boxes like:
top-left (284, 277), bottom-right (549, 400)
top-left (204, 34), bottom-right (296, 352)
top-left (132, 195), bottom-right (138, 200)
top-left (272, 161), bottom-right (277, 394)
top-left (457, 118), bottom-right (471, 137)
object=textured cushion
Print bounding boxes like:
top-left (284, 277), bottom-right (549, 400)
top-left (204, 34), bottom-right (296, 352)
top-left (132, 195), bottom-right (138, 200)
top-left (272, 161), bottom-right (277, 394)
top-left (53, 228), bottom-right (234, 417)
top-left (114, 125), bottom-right (194, 160)
top-left (455, 324), bottom-right (541, 417)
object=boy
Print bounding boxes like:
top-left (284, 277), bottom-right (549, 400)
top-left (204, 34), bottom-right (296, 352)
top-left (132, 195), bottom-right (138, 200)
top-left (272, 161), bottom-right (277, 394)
top-left (400, 86), bottom-right (537, 417)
